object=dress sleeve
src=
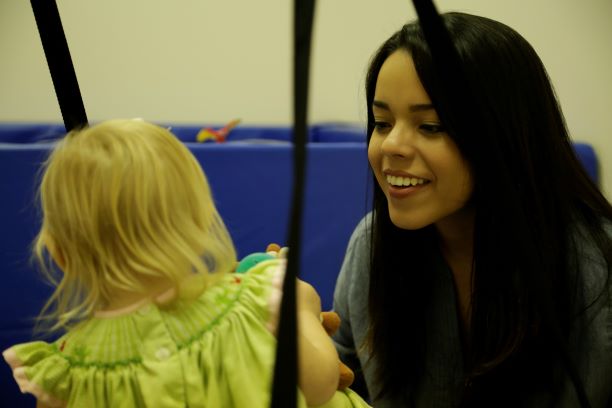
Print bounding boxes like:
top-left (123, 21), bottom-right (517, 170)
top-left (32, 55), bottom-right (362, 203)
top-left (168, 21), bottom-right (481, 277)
top-left (3, 341), bottom-right (69, 407)
top-left (238, 258), bottom-right (286, 334)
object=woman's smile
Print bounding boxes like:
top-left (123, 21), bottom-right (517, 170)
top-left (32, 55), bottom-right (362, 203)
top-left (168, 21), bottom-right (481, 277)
top-left (384, 171), bottom-right (432, 198)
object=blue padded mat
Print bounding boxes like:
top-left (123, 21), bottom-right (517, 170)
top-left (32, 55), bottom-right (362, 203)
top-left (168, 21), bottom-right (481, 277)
top-left (0, 123), bottom-right (599, 405)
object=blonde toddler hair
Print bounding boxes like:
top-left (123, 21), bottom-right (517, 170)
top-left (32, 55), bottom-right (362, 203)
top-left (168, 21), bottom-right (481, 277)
top-left (34, 119), bottom-right (237, 331)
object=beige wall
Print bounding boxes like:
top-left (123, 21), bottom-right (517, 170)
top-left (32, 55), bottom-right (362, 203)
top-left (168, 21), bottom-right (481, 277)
top-left (0, 0), bottom-right (610, 197)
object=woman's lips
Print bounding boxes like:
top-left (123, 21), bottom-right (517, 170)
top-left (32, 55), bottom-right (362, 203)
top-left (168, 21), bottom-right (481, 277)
top-left (387, 181), bottom-right (430, 198)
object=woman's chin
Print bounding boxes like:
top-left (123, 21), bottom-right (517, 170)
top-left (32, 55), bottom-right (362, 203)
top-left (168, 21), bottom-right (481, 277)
top-left (388, 211), bottom-right (431, 231)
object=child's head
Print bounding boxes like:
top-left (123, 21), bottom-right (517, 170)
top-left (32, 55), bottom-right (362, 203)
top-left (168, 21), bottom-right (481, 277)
top-left (35, 119), bottom-right (236, 329)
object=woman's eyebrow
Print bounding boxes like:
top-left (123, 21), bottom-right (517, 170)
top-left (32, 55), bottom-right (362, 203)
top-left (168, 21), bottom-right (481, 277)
top-left (372, 100), bottom-right (434, 112)
top-left (372, 100), bottom-right (390, 110)
top-left (409, 103), bottom-right (434, 112)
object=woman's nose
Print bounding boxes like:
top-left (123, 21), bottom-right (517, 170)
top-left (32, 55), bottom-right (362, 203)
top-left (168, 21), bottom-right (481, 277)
top-left (381, 125), bottom-right (416, 158)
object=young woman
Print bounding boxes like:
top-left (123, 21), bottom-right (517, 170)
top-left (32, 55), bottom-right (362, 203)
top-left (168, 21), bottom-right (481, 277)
top-left (333, 12), bottom-right (612, 408)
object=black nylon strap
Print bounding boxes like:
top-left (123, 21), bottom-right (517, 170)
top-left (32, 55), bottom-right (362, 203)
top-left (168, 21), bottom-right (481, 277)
top-left (31, 0), bottom-right (88, 131)
top-left (270, 0), bottom-right (316, 407)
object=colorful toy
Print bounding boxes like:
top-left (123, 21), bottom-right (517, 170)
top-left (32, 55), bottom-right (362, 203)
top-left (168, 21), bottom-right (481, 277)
top-left (235, 243), bottom-right (288, 273)
top-left (196, 118), bottom-right (241, 143)
top-left (235, 252), bottom-right (275, 273)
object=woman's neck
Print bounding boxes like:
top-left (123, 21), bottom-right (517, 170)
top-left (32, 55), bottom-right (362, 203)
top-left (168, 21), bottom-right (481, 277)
top-left (435, 206), bottom-right (475, 264)
top-left (435, 207), bottom-right (475, 344)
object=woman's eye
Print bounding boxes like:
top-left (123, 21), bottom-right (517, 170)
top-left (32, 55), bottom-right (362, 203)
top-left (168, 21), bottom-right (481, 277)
top-left (374, 121), bottom-right (391, 132)
top-left (419, 123), bottom-right (446, 135)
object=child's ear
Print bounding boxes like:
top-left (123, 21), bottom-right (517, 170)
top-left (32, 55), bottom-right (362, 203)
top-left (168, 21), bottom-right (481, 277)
top-left (44, 233), bottom-right (67, 270)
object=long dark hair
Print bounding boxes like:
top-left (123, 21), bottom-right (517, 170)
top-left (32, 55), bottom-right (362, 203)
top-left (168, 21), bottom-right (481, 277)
top-left (365, 12), bottom-right (612, 406)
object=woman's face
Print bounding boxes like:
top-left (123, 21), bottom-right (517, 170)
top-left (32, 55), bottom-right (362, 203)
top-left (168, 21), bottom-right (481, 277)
top-left (368, 50), bottom-right (473, 230)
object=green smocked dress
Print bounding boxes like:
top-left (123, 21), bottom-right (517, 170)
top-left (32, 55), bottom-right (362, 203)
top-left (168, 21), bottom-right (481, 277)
top-left (3, 259), bottom-right (370, 408)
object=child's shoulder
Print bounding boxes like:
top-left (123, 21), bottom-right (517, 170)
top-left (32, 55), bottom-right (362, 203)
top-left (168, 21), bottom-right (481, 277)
top-left (179, 257), bottom-right (286, 336)
top-left (73, 258), bottom-right (286, 359)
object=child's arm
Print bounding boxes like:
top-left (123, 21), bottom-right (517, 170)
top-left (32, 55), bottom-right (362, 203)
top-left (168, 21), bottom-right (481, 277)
top-left (296, 279), bottom-right (340, 406)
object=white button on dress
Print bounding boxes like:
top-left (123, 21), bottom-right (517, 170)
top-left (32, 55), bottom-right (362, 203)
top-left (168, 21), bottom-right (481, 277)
top-left (155, 347), bottom-right (171, 361)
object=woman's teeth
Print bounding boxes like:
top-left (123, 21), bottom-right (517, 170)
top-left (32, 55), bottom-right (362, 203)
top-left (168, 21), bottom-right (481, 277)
top-left (386, 175), bottom-right (427, 187)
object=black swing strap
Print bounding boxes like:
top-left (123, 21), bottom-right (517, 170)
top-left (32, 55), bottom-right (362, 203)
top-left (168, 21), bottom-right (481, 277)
top-left (30, 0), bottom-right (88, 131)
top-left (270, 0), bottom-right (316, 407)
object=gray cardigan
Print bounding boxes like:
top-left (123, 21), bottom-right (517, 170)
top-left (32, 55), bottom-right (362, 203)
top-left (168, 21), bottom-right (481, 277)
top-left (332, 214), bottom-right (612, 407)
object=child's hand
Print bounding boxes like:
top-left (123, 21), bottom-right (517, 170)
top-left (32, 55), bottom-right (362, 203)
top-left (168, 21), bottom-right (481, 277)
top-left (296, 279), bottom-right (340, 405)
top-left (297, 278), bottom-right (322, 316)
top-left (296, 284), bottom-right (356, 394)
top-left (320, 311), bottom-right (356, 391)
